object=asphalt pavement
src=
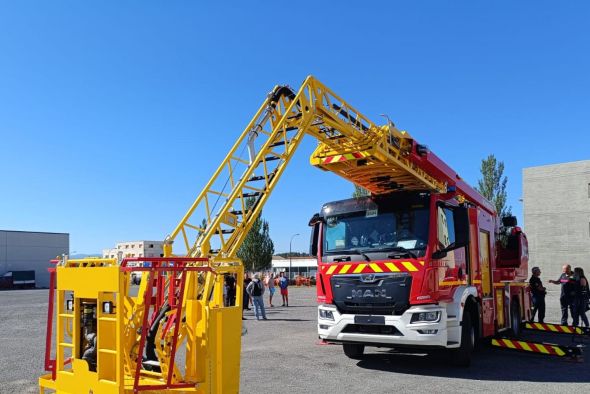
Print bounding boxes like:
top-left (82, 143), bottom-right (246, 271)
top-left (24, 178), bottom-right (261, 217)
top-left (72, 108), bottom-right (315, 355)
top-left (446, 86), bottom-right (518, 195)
top-left (0, 286), bottom-right (588, 393)
top-left (240, 287), bottom-right (589, 394)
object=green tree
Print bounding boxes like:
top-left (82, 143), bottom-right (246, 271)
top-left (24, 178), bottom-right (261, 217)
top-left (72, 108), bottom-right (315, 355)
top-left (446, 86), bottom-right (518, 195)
top-left (352, 185), bottom-right (370, 198)
top-left (237, 199), bottom-right (275, 272)
top-left (476, 154), bottom-right (512, 218)
top-left (198, 218), bottom-right (207, 235)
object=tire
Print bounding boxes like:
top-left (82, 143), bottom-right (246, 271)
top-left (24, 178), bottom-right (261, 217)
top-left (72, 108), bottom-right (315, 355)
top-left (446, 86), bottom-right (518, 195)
top-left (510, 299), bottom-right (522, 337)
top-left (451, 310), bottom-right (474, 367)
top-left (343, 343), bottom-right (365, 360)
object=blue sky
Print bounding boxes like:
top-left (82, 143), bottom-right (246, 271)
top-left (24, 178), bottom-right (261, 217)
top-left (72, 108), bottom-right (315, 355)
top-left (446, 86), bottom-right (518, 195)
top-left (1, 2), bottom-right (589, 254)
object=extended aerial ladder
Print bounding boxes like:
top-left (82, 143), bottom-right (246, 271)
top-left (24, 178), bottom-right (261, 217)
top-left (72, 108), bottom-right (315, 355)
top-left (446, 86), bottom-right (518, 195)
top-left (40, 76), bottom-right (473, 393)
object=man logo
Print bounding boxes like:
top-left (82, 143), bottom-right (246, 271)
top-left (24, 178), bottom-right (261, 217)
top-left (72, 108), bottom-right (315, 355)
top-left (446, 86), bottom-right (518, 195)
top-left (351, 289), bottom-right (386, 298)
top-left (360, 274), bottom-right (377, 283)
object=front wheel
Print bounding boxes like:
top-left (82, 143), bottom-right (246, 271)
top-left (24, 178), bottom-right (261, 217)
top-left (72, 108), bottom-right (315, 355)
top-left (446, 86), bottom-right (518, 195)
top-left (451, 311), bottom-right (474, 367)
top-left (343, 343), bottom-right (365, 360)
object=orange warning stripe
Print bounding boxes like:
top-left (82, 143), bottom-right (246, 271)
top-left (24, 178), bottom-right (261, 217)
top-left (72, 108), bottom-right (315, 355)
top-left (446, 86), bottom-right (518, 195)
top-left (524, 322), bottom-right (583, 335)
top-left (491, 338), bottom-right (566, 356)
top-left (322, 152), bottom-right (367, 164)
top-left (322, 261), bottom-right (425, 275)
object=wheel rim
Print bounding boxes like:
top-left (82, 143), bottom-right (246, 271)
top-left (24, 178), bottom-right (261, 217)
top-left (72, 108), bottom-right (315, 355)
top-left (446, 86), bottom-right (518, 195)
top-left (512, 303), bottom-right (520, 334)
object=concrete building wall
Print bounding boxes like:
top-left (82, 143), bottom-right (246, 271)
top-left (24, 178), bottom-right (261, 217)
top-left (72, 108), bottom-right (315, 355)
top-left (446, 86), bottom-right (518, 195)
top-left (0, 230), bottom-right (69, 288)
top-left (523, 160), bottom-right (590, 282)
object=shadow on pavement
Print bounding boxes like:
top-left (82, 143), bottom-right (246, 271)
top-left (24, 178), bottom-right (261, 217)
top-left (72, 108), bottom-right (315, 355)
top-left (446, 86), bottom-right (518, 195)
top-left (356, 345), bottom-right (589, 383)
top-left (269, 318), bottom-right (315, 322)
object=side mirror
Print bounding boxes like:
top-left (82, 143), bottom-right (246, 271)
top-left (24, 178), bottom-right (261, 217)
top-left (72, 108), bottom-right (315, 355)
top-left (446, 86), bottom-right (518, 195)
top-left (453, 206), bottom-right (470, 247)
top-left (308, 213), bottom-right (322, 226)
top-left (432, 249), bottom-right (448, 260)
top-left (308, 213), bottom-right (321, 257)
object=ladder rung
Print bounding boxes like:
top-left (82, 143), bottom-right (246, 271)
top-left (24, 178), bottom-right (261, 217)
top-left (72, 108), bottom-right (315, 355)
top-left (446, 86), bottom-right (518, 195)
top-left (264, 156), bottom-right (281, 162)
top-left (370, 175), bottom-right (391, 182)
top-left (98, 349), bottom-right (117, 354)
top-left (269, 140), bottom-right (287, 148)
top-left (248, 175), bottom-right (266, 182)
top-left (59, 342), bottom-right (74, 348)
top-left (58, 313), bottom-right (73, 318)
top-left (331, 103), bottom-right (369, 131)
top-left (99, 317), bottom-right (117, 322)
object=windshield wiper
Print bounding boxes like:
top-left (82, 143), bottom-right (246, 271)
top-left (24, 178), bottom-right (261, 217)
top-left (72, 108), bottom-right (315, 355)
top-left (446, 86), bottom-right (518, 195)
top-left (385, 247), bottom-right (418, 259)
top-left (330, 249), bottom-right (371, 262)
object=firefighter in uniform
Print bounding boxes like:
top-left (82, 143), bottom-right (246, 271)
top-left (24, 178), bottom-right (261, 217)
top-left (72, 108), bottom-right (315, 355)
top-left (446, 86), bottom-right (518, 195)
top-left (529, 267), bottom-right (546, 323)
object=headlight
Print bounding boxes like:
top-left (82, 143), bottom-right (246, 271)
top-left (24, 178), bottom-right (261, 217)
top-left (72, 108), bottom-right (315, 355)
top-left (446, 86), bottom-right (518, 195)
top-left (411, 311), bottom-right (441, 323)
top-left (319, 309), bottom-right (335, 321)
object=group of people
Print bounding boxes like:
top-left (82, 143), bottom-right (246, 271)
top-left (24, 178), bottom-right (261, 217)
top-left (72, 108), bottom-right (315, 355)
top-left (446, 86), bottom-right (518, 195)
top-left (529, 264), bottom-right (589, 327)
top-left (242, 271), bottom-right (290, 320)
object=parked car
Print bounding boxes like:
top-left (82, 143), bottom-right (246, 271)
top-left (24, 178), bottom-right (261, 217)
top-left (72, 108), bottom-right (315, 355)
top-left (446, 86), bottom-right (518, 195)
top-left (0, 270), bottom-right (36, 289)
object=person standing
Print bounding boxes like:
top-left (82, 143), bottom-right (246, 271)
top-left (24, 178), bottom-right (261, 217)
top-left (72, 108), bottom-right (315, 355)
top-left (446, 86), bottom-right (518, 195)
top-left (549, 264), bottom-right (576, 325)
top-left (279, 271), bottom-right (289, 307)
top-left (266, 272), bottom-right (276, 307)
top-left (529, 267), bottom-right (546, 323)
top-left (246, 273), bottom-right (267, 320)
top-left (243, 273), bottom-right (252, 311)
top-left (572, 267), bottom-right (589, 327)
top-left (224, 274), bottom-right (236, 307)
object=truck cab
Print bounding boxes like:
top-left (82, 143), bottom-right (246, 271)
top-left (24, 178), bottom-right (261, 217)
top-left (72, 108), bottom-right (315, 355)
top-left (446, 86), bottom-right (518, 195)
top-left (310, 191), bottom-right (529, 364)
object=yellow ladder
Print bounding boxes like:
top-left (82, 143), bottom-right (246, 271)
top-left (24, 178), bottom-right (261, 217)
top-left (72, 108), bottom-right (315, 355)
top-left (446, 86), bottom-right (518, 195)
top-left (167, 75), bottom-right (446, 259)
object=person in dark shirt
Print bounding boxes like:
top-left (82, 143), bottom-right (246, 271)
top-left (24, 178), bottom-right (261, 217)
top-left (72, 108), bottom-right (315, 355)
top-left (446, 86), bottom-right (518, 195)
top-left (224, 274), bottom-right (236, 307)
top-left (529, 267), bottom-right (546, 323)
top-left (243, 273), bottom-right (252, 311)
top-left (549, 264), bottom-right (576, 325)
top-left (572, 267), bottom-right (589, 327)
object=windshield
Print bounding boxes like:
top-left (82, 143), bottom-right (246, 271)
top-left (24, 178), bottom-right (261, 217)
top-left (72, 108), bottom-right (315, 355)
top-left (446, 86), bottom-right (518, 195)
top-left (323, 207), bottom-right (429, 257)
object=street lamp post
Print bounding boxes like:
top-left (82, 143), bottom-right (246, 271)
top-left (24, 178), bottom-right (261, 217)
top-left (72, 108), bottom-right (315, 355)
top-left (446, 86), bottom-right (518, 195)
top-left (289, 233), bottom-right (300, 280)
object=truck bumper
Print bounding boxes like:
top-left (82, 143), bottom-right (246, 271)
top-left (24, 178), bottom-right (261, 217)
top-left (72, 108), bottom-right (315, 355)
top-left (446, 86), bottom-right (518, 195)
top-left (318, 304), bottom-right (450, 348)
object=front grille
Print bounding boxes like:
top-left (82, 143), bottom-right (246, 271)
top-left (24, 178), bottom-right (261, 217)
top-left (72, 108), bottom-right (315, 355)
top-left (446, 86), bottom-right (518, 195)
top-left (340, 303), bottom-right (403, 316)
top-left (342, 324), bottom-right (403, 336)
top-left (331, 273), bottom-right (412, 315)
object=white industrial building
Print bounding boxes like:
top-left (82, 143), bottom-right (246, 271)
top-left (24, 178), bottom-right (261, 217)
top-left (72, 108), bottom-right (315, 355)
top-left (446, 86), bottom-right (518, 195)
top-left (0, 230), bottom-right (69, 288)
top-left (102, 240), bottom-right (164, 261)
top-left (271, 256), bottom-right (317, 278)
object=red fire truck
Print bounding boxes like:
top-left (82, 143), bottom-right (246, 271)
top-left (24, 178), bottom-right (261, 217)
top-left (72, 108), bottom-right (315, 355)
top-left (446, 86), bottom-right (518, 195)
top-left (310, 145), bottom-right (530, 366)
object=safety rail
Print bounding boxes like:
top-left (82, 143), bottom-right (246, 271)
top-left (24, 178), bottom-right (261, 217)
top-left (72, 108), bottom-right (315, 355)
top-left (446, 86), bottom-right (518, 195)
top-left (122, 258), bottom-right (213, 392)
top-left (43, 259), bottom-right (59, 380)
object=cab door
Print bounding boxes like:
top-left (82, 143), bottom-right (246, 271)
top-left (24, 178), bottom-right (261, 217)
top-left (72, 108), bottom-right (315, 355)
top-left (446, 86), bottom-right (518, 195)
top-left (475, 208), bottom-right (496, 337)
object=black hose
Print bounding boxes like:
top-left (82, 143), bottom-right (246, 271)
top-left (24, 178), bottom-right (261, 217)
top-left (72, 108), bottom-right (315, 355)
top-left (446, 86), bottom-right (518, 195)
top-left (145, 304), bottom-right (171, 365)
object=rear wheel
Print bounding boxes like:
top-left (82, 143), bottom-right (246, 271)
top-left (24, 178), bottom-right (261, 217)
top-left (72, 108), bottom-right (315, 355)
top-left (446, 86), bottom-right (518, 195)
top-left (343, 343), bottom-right (365, 360)
top-left (451, 310), bottom-right (474, 367)
top-left (510, 299), bottom-right (522, 337)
